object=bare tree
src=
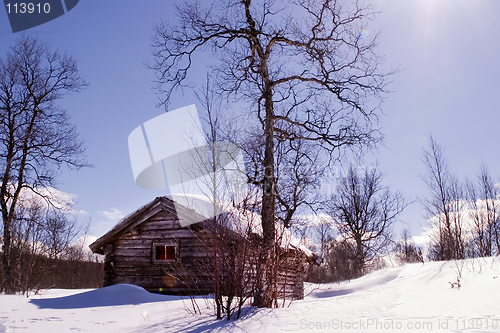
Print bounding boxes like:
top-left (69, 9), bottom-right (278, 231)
top-left (43, 209), bottom-right (78, 260)
top-left (327, 164), bottom-right (406, 277)
top-left (466, 164), bottom-right (500, 257)
top-left (421, 137), bottom-right (466, 261)
top-left (8, 198), bottom-right (46, 293)
top-left (0, 36), bottom-right (88, 294)
top-left (315, 216), bottom-right (333, 258)
top-left (241, 126), bottom-right (326, 229)
top-left (395, 229), bottom-right (423, 264)
top-left (5, 194), bottom-right (82, 294)
top-left (311, 237), bottom-right (356, 283)
top-left (151, 0), bottom-right (391, 307)
top-left (173, 80), bottom-right (260, 319)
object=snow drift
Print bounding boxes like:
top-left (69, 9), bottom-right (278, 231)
top-left (0, 257), bottom-right (499, 332)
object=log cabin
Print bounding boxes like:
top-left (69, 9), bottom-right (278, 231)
top-left (89, 196), bottom-right (318, 300)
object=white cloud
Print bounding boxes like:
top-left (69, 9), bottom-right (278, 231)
top-left (294, 213), bottom-right (335, 228)
top-left (11, 184), bottom-right (85, 215)
top-left (419, 198), bottom-right (500, 253)
top-left (70, 234), bottom-right (98, 255)
top-left (98, 208), bottom-right (125, 221)
top-left (412, 235), bottom-right (430, 248)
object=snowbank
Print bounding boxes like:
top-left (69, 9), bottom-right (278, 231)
top-left (0, 257), bottom-right (499, 332)
top-left (29, 284), bottom-right (174, 309)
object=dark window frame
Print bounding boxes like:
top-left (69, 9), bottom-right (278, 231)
top-left (152, 241), bottom-right (179, 263)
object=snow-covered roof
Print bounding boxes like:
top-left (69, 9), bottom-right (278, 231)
top-left (90, 195), bottom-right (315, 258)
top-left (167, 193), bottom-right (314, 257)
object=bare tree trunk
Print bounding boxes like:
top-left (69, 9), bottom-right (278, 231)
top-left (212, 217), bottom-right (222, 319)
top-left (244, 0), bottom-right (277, 307)
top-left (1, 219), bottom-right (13, 294)
top-left (355, 238), bottom-right (364, 278)
top-left (255, 90), bottom-right (277, 307)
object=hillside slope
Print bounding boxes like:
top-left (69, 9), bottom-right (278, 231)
top-left (0, 258), bottom-right (499, 332)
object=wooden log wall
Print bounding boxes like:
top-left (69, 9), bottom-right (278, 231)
top-left (275, 251), bottom-right (306, 300)
top-left (109, 209), bottom-right (215, 295)
top-left (102, 206), bottom-right (309, 300)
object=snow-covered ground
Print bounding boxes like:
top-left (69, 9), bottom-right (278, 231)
top-left (1, 257), bottom-right (499, 332)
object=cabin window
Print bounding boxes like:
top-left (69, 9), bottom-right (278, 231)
top-left (156, 245), bottom-right (175, 260)
top-left (152, 242), bottom-right (178, 263)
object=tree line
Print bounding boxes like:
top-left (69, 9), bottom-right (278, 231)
top-left (422, 137), bottom-right (500, 261)
top-left (308, 136), bottom-right (500, 284)
top-left (0, 36), bottom-right (98, 294)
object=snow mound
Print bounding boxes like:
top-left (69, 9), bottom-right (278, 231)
top-left (1, 258), bottom-right (499, 332)
top-left (310, 266), bottom-right (403, 298)
top-left (30, 284), bottom-right (174, 309)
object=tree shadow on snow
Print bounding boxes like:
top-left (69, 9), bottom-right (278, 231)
top-left (312, 268), bottom-right (402, 299)
top-left (313, 288), bottom-right (357, 298)
top-left (30, 284), bottom-right (186, 309)
top-left (137, 306), bottom-right (260, 333)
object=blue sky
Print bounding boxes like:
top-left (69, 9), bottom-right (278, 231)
top-left (1, 0), bottom-right (499, 243)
